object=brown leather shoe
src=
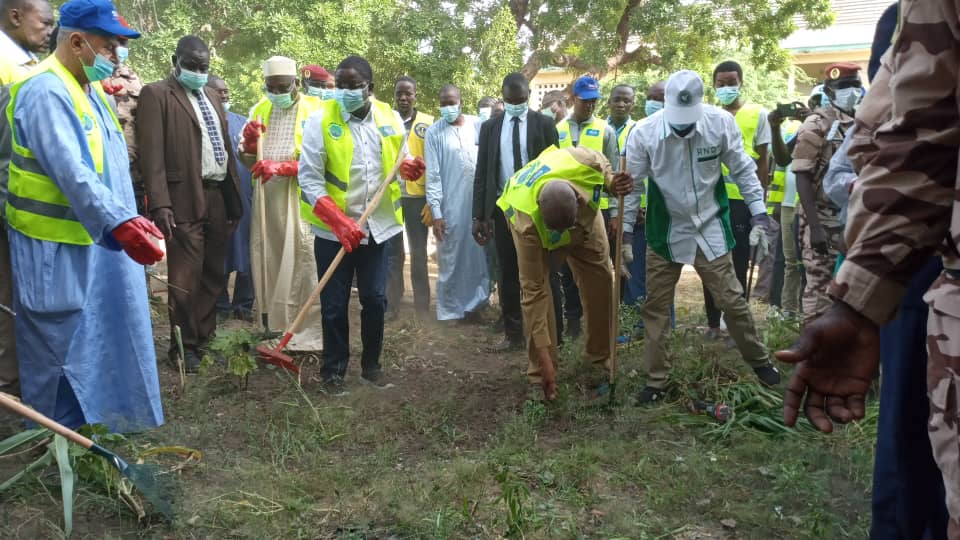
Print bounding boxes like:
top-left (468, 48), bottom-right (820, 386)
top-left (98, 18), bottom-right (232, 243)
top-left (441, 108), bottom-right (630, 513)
top-left (486, 337), bottom-right (523, 353)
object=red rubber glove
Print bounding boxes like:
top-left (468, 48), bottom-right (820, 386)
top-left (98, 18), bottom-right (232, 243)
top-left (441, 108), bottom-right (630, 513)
top-left (251, 160), bottom-right (298, 184)
top-left (112, 216), bottom-right (165, 265)
top-left (312, 196), bottom-right (365, 252)
top-left (240, 120), bottom-right (266, 154)
top-left (399, 156), bottom-right (425, 181)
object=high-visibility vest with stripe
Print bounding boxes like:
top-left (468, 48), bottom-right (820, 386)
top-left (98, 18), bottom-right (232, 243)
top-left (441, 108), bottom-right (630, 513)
top-left (300, 98), bottom-right (404, 230)
top-left (556, 117), bottom-right (610, 209)
top-left (557, 117), bottom-right (607, 152)
top-left (401, 111), bottom-right (434, 196)
top-left (496, 146), bottom-right (606, 251)
top-left (722, 103), bottom-right (764, 201)
top-left (5, 55), bottom-right (121, 245)
top-left (614, 118), bottom-right (636, 151)
top-left (766, 119), bottom-right (801, 214)
top-left (250, 95), bottom-right (324, 222)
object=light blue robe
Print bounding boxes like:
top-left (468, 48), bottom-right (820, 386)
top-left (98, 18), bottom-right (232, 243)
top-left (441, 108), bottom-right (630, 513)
top-left (8, 72), bottom-right (163, 432)
top-left (424, 116), bottom-right (489, 320)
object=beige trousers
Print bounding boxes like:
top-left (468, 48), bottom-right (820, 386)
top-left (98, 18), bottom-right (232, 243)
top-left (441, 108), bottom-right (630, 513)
top-left (642, 247), bottom-right (769, 389)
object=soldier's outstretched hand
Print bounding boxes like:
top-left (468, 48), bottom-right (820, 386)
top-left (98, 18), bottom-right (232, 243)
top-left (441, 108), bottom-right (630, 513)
top-left (775, 301), bottom-right (880, 433)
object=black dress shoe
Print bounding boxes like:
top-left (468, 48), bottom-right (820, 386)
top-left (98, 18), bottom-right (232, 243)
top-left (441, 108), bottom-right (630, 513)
top-left (486, 337), bottom-right (523, 353)
top-left (184, 350), bottom-right (202, 373)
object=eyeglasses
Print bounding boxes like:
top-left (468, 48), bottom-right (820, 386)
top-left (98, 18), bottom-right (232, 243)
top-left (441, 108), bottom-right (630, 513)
top-left (833, 79), bottom-right (862, 90)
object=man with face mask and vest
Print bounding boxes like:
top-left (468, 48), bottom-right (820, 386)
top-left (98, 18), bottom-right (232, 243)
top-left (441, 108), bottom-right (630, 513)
top-left (793, 62), bottom-right (861, 323)
top-left (301, 64), bottom-right (334, 100)
top-left (298, 55), bottom-right (423, 394)
top-left (498, 145), bottom-right (633, 401)
top-left (623, 70), bottom-right (780, 404)
top-left (703, 60), bottom-right (772, 339)
top-left (138, 35), bottom-right (244, 372)
top-left (6, 0), bottom-right (166, 430)
top-left (556, 76), bottom-right (620, 339)
top-left (237, 56), bottom-right (324, 350)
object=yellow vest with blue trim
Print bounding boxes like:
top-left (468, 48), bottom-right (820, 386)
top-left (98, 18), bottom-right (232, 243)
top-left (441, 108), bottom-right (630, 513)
top-left (250, 95), bottom-right (324, 223)
top-left (401, 110), bottom-right (434, 196)
top-left (614, 118), bottom-right (636, 152)
top-left (722, 103), bottom-right (764, 201)
top-left (5, 56), bottom-right (121, 245)
top-left (496, 146), bottom-right (606, 251)
top-left (300, 98), bottom-right (405, 230)
top-left (556, 117), bottom-right (610, 209)
top-left (766, 119), bottom-right (802, 214)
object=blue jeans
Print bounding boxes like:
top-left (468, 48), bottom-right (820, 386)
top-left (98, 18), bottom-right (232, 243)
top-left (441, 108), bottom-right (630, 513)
top-left (623, 227), bottom-right (674, 328)
top-left (870, 256), bottom-right (948, 540)
top-left (314, 236), bottom-right (389, 380)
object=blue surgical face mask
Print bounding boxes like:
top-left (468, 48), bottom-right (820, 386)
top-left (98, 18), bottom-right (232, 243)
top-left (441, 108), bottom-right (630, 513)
top-left (306, 86), bottom-right (323, 98)
top-left (440, 104), bottom-right (461, 123)
top-left (177, 63), bottom-right (208, 91)
top-left (335, 88), bottom-right (367, 113)
top-left (320, 88), bottom-right (335, 100)
top-left (223, 102), bottom-right (231, 112)
top-left (81, 39), bottom-right (116, 82)
top-left (644, 100), bottom-right (663, 117)
top-left (268, 91), bottom-right (294, 110)
top-left (716, 85), bottom-right (740, 106)
top-left (116, 46), bottom-right (129, 65)
top-left (541, 108), bottom-right (555, 120)
top-left (478, 107), bottom-right (492, 122)
top-left (504, 102), bottom-right (528, 117)
top-left (670, 122), bottom-right (695, 135)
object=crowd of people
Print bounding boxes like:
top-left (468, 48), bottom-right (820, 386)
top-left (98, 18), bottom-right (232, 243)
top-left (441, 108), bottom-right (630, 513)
top-left (0, 0), bottom-right (957, 537)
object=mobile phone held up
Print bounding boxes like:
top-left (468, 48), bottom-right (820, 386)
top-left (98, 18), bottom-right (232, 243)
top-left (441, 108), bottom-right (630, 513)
top-left (776, 102), bottom-right (799, 118)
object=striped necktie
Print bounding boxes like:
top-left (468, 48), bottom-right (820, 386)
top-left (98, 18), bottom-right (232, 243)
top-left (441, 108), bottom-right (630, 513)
top-left (191, 89), bottom-right (226, 165)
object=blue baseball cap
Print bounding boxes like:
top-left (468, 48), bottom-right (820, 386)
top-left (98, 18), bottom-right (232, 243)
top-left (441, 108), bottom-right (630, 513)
top-left (573, 76), bottom-right (601, 100)
top-left (60, 0), bottom-right (141, 39)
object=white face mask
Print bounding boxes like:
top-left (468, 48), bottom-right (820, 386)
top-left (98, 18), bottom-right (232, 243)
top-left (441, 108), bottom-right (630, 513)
top-left (832, 87), bottom-right (860, 113)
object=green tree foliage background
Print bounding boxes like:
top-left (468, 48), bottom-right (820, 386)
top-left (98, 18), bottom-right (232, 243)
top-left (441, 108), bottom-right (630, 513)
top-left (53, 0), bottom-right (828, 116)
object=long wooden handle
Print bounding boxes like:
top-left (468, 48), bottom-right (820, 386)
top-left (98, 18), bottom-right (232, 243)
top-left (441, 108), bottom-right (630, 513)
top-left (282, 147), bottom-right (410, 337)
top-left (610, 155), bottom-right (628, 383)
top-left (0, 392), bottom-right (94, 449)
top-left (255, 117), bottom-right (270, 328)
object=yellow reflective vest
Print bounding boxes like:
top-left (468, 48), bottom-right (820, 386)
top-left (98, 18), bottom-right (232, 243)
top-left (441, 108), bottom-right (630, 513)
top-left (402, 110), bottom-right (434, 196)
top-left (497, 146), bottom-right (606, 251)
top-left (766, 119), bottom-right (802, 214)
top-left (5, 56), bottom-right (120, 245)
top-left (613, 118), bottom-right (636, 152)
top-left (300, 98), bottom-right (405, 230)
top-left (722, 103), bottom-right (764, 201)
top-left (250, 95), bottom-right (324, 222)
top-left (557, 116), bottom-right (607, 152)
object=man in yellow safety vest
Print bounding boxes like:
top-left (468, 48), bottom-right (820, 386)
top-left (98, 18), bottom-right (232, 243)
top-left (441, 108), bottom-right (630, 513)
top-left (703, 60), bottom-right (772, 339)
top-left (497, 145), bottom-right (633, 401)
top-left (297, 55), bottom-right (422, 395)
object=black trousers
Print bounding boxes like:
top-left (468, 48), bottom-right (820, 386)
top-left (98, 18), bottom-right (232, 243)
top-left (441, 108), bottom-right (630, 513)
top-left (704, 198), bottom-right (751, 328)
top-left (493, 210), bottom-right (524, 343)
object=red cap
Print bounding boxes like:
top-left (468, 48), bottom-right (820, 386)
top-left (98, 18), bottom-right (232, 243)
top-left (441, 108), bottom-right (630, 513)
top-left (301, 65), bottom-right (331, 81)
top-left (824, 62), bottom-right (861, 80)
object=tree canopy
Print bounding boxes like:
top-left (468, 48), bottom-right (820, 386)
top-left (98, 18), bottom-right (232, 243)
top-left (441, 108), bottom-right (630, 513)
top-left (56, 0), bottom-right (829, 114)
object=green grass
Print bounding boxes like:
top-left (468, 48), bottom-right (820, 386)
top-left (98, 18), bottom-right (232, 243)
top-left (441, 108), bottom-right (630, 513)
top-left (0, 291), bottom-right (875, 539)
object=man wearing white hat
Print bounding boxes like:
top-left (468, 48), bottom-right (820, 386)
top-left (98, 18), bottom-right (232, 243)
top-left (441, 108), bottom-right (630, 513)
top-left (238, 55), bottom-right (324, 349)
top-left (622, 70), bottom-right (780, 404)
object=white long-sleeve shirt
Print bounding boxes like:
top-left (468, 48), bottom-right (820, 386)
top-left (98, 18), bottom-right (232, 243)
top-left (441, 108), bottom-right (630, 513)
top-left (298, 104), bottom-right (408, 245)
top-left (622, 105), bottom-right (765, 263)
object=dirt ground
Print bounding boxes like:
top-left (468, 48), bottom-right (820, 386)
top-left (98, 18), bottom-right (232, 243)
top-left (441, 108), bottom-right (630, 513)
top-left (0, 268), bottom-right (874, 539)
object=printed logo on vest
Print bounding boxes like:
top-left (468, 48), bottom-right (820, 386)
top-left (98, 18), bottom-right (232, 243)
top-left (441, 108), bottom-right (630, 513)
top-left (558, 132), bottom-right (568, 140)
top-left (592, 185), bottom-right (602, 203)
top-left (380, 126), bottom-right (397, 137)
top-left (414, 123), bottom-right (428, 138)
top-left (585, 128), bottom-right (600, 137)
top-left (81, 114), bottom-right (95, 134)
top-left (328, 123), bottom-right (344, 140)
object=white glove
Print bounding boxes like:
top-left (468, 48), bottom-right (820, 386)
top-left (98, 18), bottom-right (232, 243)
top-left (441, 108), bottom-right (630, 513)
top-left (749, 225), bottom-right (770, 260)
top-left (622, 242), bottom-right (634, 265)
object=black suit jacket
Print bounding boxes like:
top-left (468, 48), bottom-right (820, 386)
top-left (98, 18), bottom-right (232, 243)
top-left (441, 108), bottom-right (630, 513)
top-left (473, 111), bottom-right (559, 222)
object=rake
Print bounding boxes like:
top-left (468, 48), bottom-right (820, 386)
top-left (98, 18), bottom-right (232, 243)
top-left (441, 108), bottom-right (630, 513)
top-left (256, 144), bottom-right (410, 374)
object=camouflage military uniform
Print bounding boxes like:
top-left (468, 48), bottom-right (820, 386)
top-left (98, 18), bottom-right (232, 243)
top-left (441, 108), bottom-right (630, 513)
top-left (104, 65), bottom-right (144, 213)
top-left (829, 0), bottom-right (960, 536)
top-left (791, 105), bottom-right (852, 322)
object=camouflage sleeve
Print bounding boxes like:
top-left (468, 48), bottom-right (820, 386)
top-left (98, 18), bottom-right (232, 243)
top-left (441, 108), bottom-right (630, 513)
top-left (788, 114), bottom-right (826, 174)
top-left (848, 55), bottom-right (892, 174)
top-left (829, 0), bottom-right (960, 325)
